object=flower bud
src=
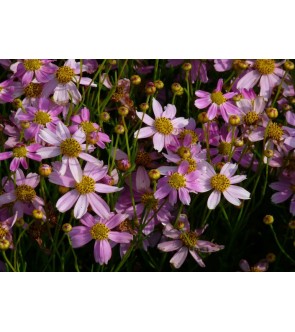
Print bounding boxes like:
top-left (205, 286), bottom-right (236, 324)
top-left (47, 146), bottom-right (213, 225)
top-left (229, 115), bottom-right (241, 126)
top-left (175, 86), bottom-right (184, 96)
top-left (232, 94), bottom-right (243, 102)
top-left (288, 220), bottom-right (295, 230)
top-left (20, 121), bottom-right (30, 129)
top-left (0, 239), bottom-right (10, 251)
top-left (100, 112), bottom-right (110, 122)
top-left (13, 98), bottom-right (23, 109)
top-left (177, 147), bottom-right (191, 159)
top-left (114, 124), bottom-right (125, 134)
top-left (284, 60), bottom-right (294, 71)
top-left (171, 83), bottom-right (182, 93)
top-left (182, 63), bottom-right (192, 71)
top-left (15, 218), bottom-right (25, 228)
top-left (38, 164), bottom-right (52, 177)
top-left (139, 103), bottom-right (149, 112)
top-left (263, 215), bottom-right (274, 225)
top-left (59, 186), bottom-right (69, 194)
top-left (198, 112), bottom-right (209, 123)
top-left (234, 139), bottom-right (244, 147)
top-left (148, 169), bottom-right (161, 181)
top-left (216, 162), bottom-right (225, 172)
top-left (266, 107), bottom-right (278, 119)
top-left (264, 149), bottom-right (274, 158)
top-left (118, 106), bottom-right (129, 117)
top-left (289, 97), bottom-right (295, 105)
top-left (108, 60), bottom-right (117, 65)
top-left (145, 82), bottom-right (156, 95)
top-left (116, 159), bottom-right (131, 172)
top-left (32, 209), bottom-right (43, 220)
top-left (282, 103), bottom-right (292, 112)
top-left (62, 223), bottom-right (72, 233)
top-left (130, 75), bottom-right (141, 85)
top-left (154, 80), bottom-right (164, 90)
top-left (266, 252), bottom-right (276, 263)
top-left (86, 133), bottom-right (98, 145)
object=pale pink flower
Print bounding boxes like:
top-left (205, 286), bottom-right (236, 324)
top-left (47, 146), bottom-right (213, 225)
top-left (239, 259), bottom-right (269, 272)
top-left (197, 162), bottom-right (250, 209)
top-left (134, 98), bottom-right (188, 152)
top-left (49, 162), bottom-right (122, 219)
top-left (38, 122), bottom-right (98, 182)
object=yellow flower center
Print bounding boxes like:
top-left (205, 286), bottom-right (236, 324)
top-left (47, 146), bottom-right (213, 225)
top-left (267, 122), bottom-right (283, 141)
top-left (13, 146), bottom-right (27, 158)
top-left (211, 91), bottom-right (226, 105)
top-left (23, 59), bottom-right (42, 71)
top-left (24, 83), bottom-right (43, 98)
top-left (0, 226), bottom-right (8, 239)
top-left (179, 129), bottom-right (198, 144)
top-left (255, 59), bottom-right (275, 75)
top-left (141, 193), bottom-right (158, 210)
top-left (186, 158), bottom-right (197, 173)
top-left (56, 66), bottom-right (75, 84)
top-left (168, 172), bottom-right (186, 189)
top-left (90, 223), bottom-right (110, 240)
top-left (80, 121), bottom-right (96, 134)
top-left (34, 111), bottom-right (51, 125)
top-left (15, 184), bottom-right (36, 202)
top-left (60, 138), bottom-right (82, 157)
top-left (112, 86), bottom-right (124, 102)
top-left (250, 267), bottom-right (263, 272)
top-left (177, 147), bottom-right (191, 159)
top-left (210, 174), bottom-right (230, 192)
top-left (135, 151), bottom-right (152, 166)
top-left (218, 142), bottom-right (231, 155)
top-left (180, 231), bottom-right (198, 249)
top-left (154, 117), bottom-right (173, 135)
top-left (75, 176), bottom-right (95, 195)
top-left (244, 111), bottom-right (259, 125)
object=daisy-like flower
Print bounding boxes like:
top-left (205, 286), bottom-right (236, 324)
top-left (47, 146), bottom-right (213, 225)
top-left (0, 213), bottom-right (18, 248)
top-left (0, 170), bottom-right (44, 219)
top-left (42, 59), bottom-right (96, 105)
top-left (0, 142), bottom-right (41, 171)
top-left (236, 59), bottom-right (285, 100)
top-left (154, 160), bottom-right (201, 205)
top-left (10, 59), bottom-right (57, 86)
top-left (16, 98), bottom-right (62, 142)
top-left (49, 162), bottom-right (121, 219)
top-left (0, 79), bottom-right (14, 103)
top-left (69, 212), bottom-right (133, 265)
top-left (197, 162), bottom-right (250, 209)
top-left (157, 215), bottom-right (224, 269)
top-left (38, 121), bottom-right (98, 182)
top-left (134, 98), bottom-right (188, 152)
top-left (239, 259), bottom-right (269, 272)
top-left (270, 174), bottom-right (295, 215)
top-left (195, 79), bottom-right (241, 122)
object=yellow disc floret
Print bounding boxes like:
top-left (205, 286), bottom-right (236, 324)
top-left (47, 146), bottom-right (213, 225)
top-left (180, 231), bottom-right (198, 249)
top-left (90, 223), bottom-right (110, 240)
top-left (23, 59), bottom-right (42, 71)
top-left (211, 91), bottom-right (226, 105)
top-left (141, 193), bottom-right (158, 210)
top-left (60, 138), bottom-right (82, 157)
top-left (244, 111), bottom-right (259, 125)
top-left (80, 121), bottom-right (96, 134)
top-left (75, 176), bottom-right (95, 195)
top-left (267, 122), bottom-right (283, 141)
top-left (135, 151), bottom-right (152, 166)
top-left (24, 82), bottom-right (43, 98)
top-left (13, 146), bottom-right (27, 158)
top-left (210, 174), bottom-right (230, 192)
top-left (15, 184), bottom-right (36, 202)
top-left (34, 111), bottom-right (51, 125)
top-left (56, 66), bottom-right (75, 84)
top-left (168, 173), bottom-right (186, 189)
top-left (154, 117), bottom-right (173, 135)
top-left (255, 59), bottom-right (275, 75)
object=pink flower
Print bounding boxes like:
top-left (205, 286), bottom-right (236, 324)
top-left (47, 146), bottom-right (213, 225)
top-left (10, 59), bottom-right (57, 86)
top-left (69, 212), bottom-right (133, 265)
top-left (134, 98), bottom-right (188, 152)
top-left (0, 213), bottom-right (18, 249)
top-left (197, 162), bottom-right (250, 209)
top-left (38, 121), bottom-right (98, 182)
top-left (0, 79), bottom-right (14, 103)
top-left (239, 259), bottom-right (269, 272)
top-left (270, 174), bottom-right (295, 215)
top-left (157, 215), bottom-right (224, 269)
top-left (49, 162), bottom-right (122, 219)
top-left (154, 160), bottom-right (201, 205)
top-left (0, 170), bottom-right (44, 219)
top-left (0, 142), bottom-right (41, 171)
top-left (236, 60), bottom-right (285, 100)
top-left (42, 59), bottom-right (96, 105)
top-left (195, 79), bottom-right (241, 122)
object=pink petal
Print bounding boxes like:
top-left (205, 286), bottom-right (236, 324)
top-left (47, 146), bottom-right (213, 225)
top-left (87, 193), bottom-right (110, 219)
top-left (162, 104), bottom-right (176, 119)
top-left (226, 185), bottom-right (250, 200)
top-left (220, 163), bottom-right (237, 177)
top-left (189, 249), bottom-right (205, 267)
top-left (39, 128), bottom-right (60, 145)
top-left (70, 227), bottom-right (92, 248)
top-left (170, 246), bottom-right (188, 269)
top-left (94, 240), bottom-right (112, 264)
top-left (230, 175), bottom-right (247, 184)
top-left (69, 157), bottom-right (82, 182)
top-left (74, 194), bottom-right (88, 219)
top-left (37, 146), bottom-right (61, 159)
top-left (207, 103), bottom-right (218, 120)
top-left (136, 111), bottom-right (154, 126)
top-left (80, 213), bottom-right (96, 227)
top-left (171, 117), bottom-right (189, 129)
top-left (195, 90), bottom-right (211, 98)
top-left (135, 126), bottom-right (156, 139)
top-left (152, 98), bottom-right (163, 117)
top-left (0, 192), bottom-right (16, 206)
top-left (105, 213), bottom-right (128, 229)
top-left (56, 122), bottom-right (71, 141)
top-left (236, 70), bottom-right (260, 90)
top-left (108, 231), bottom-right (132, 243)
top-left (136, 166), bottom-right (150, 192)
top-left (94, 183), bottom-right (122, 193)
top-left (158, 240), bottom-right (183, 252)
top-left (79, 152), bottom-right (98, 163)
top-left (179, 188), bottom-right (191, 205)
top-left (56, 190), bottom-right (79, 212)
top-left (271, 191), bottom-right (292, 204)
top-left (194, 96), bottom-right (212, 109)
top-left (153, 132), bottom-right (165, 152)
top-left (207, 190), bottom-right (221, 209)
top-left (223, 190), bottom-right (241, 206)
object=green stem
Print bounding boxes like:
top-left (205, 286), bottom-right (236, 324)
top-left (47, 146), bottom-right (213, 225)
top-left (2, 251), bottom-right (16, 272)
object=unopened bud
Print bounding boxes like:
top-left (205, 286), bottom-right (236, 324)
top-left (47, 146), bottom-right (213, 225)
top-left (108, 60), bottom-right (117, 66)
top-left (284, 60), bottom-right (294, 71)
top-left (229, 115), bottom-right (241, 126)
top-left (32, 209), bottom-right (43, 220)
top-left (266, 107), bottom-right (278, 119)
top-left (177, 147), bottom-right (191, 159)
top-left (114, 124), bottom-right (125, 134)
top-left (171, 83), bottom-right (182, 93)
top-left (0, 239), bottom-right (10, 251)
top-left (182, 63), bottom-right (192, 71)
top-left (145, 82), bottom-right (156, 95)
top-left (198, 112), bottom-right (209, 123)
top-left (288, 220), bottom-right (295, 230)
top-left (139, 103), bottom-right (149, 112)
top-left (130, 75), bottom-right (141, 85)
top-left (148, 169), bottom-right (161, 181)
top-left (264, 149), bottom-right (274, 158)
top-left (116, 159), bottom-right (131, 172)
top-left (118, 106), bottom-right (129, 117)
top-left (13, 98), bottom-right (23, 109)
top-left (266, 252), bottom-right (276, 263)
top-left (38, 164), bottom-right (52, 177)
top-left (62, 223), bottom-right (72, 233)
top-left (100, 112), bottom-right (110, 122)
top-left (263, 215), bottom-right (274, 225)
top-left (154, 80), bottom-right (164, 90)
top-left (233, 94), bottom-right (243, 102)
top-left (20, 121), bottom-right (30, 129)
top-left (216, 162), bottom-right (225, 172)
top-left (234, 139), bottom-right (244, 147)
top-left (282, 104), bottom-right (292, 112)
top-left (59, 186), bottom-right (69, 194)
